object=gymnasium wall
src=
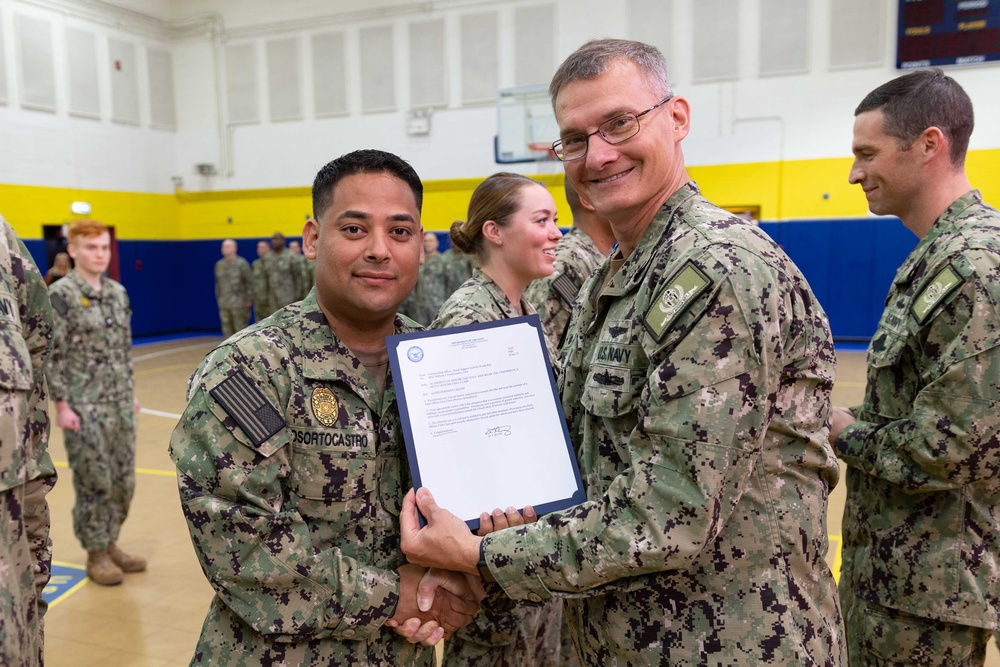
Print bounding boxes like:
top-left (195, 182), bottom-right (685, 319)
top-left (12, 149), bottom-right (997, 340)
top-left (2, 0), bottom-right (999, 340)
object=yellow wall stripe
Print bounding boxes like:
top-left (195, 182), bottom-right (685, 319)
top-left (3, 149), bottom-right (997, 240)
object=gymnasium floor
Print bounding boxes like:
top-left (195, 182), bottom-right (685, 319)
top-left (40, 339), bottom-right (1000, 665)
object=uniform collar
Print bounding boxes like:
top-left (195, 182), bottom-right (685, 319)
top-left (599, 181), bottom-right (700, 297)
top-left (471, 269), bottom-right (533, 317)
top-left (893, 189), bottom-right (982, 286)
top-left (292, 289), bottom-right (418, 411)
top-left (68, 270), bottom-right (107, 298)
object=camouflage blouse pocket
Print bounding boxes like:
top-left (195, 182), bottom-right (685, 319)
top-left (378, 454), bottom-right (404, 516)
top-left (579, 362), bottom-right (643, 418)
top-left (0, 307), bottom-right (32, 392)
top-left (867, 327), bottom-right (906, 369)
top-left (289, 446), bottom-right (376, 521)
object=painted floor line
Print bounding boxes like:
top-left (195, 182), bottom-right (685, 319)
top-left (132, 340), bottom-right (218, 362)
top-left (140, 407), bottom-right (183, 419)
top-left (53, 460), bottom-right (177, 477)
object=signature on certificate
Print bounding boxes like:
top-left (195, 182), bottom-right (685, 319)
top-left (485, 425), bottom-right (512, 438)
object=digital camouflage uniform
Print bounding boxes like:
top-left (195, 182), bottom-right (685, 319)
top-left (169, 290), bottom-right (433, 666)
top-left (399, 254), bottom-right (446, 327)
top-left (438, 249), bottom-right (473, 298)
top-left (263, 250), bottom-right (305, 312)
top-left (251, 257), bottom-right (273, 322)
top-left (302, 258), bottom-right (315, 300)
top-left (214, 255), bottom-right (253, 338)
top-left (0, 217), bottom-right (56, 666)
top-left (836, 191), bottom-right (1000, 664)
top-left (431, 269), bottom-right (565, 667)
top-left (480, 183), bottom-right (845, 665)
top-left (524, 228), bottom-right (607, 353)
top-left (47, 271), bottom-right (137, 553)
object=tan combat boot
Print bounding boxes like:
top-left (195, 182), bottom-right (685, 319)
top-left (107, 543), bottom-right (147, 573)
top-left (86, 548), bottom-right (124, 585)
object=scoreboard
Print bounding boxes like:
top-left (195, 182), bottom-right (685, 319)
top-left (897, 0), bottom-right (1000, 68)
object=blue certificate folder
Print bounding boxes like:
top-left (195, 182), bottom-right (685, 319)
top-left (387, 314), bottom-right (585, 531)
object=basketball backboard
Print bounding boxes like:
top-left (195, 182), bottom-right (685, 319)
top-left (495, 84), bottom-right (560, 164)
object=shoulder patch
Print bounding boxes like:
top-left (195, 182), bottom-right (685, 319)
top-left (210, 372), bottom-right (286, 446)
top-left (911, 264), bottom-right (963, 325)
top-left (50, 292), bottom-right (69, 317)
top-left (643, 261), bottom-right (712, 342)
top-left (552, 273), bottom-right (580, 306)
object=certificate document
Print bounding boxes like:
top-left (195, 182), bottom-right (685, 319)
top-left (387, 314), bottom-right (585, 530)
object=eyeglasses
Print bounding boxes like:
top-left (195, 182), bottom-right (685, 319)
top-left (551, 95), bottom-right (674, 162)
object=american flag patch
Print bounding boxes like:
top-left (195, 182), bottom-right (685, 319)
top-left (552, 273), bottom-right (579, 306)
top-left (210, 372), bottom-right (285, 446)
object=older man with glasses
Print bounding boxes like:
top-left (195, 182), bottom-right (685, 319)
top-left (401, 38), bottom-right (846, 665)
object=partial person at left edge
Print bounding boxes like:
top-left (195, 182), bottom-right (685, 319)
top-left (0, 213), bottom-right (57, 666)
top-left (46, 219), bottom-right (146, 586)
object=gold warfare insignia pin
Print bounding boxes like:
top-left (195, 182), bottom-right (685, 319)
top-left (643, 261), bottom-right (712, 342)
top-left (311, 386), bottom-right (339, 426)
top-left (80, 296), bottom-right (90, 308)
top-left (911, 264), bottom-right (963, 324)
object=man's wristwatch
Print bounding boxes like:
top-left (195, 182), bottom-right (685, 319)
top-left (477, 540), bottom-right (496, 583)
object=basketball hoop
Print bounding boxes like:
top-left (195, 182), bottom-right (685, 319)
top-left (528, 141), bottom-right (557, 162)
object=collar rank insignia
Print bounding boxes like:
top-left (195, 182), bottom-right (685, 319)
top-left (311, 386), bottom-right (339, 426)
top-left (643, 261), bottom-right (712, 342)
top-left (911, 264), bottom-right (963, 325)
top-left (80, 296), bottom-right (90, 308)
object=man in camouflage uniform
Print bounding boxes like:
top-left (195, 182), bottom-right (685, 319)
top-left (169, 149), bottom-right (481, 665)
top-left (251, 240), bottom-right (272, 322)
top-left (288, 240), bottom-right (313, 301)
top-left (524, 182), bottom-right (614, 352)
top-left (0, 214), bottom-right (57, 666)
top-left (830, 70), bottom-right (1000, 665)
top-left (438, 238), bottom-right (473, 299)
top-left (399, 232), bottom-right (445, 326)
top-left (214, 238), bottom-right (253, 338)
top-left (263, 231), bottom-right (305, 311)
top-left (47, 219), bottom-right (145, 586)
top-left (402, 39), bottom-right (845, 665)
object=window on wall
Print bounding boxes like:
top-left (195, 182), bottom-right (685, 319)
top-left (67, 28), bottom-right (100, 118)
top-left (461, 12), bottom-right (498, 104)
top-left (267, 37), bottom-right (302, 121)
top-left (760, 0), bottom-right (809, 76)
top-left (312, 32), bottom-right (348, 117)
top-left (0, 13), bottom-right (7, 104)
top-left (692, 0), bottom-right (739, 82)
top-left (360, 24), bottom-right (395, 113)
top-left (628, 0), bottom-right (672, 62)
top-left (830, 0), bottom-right (884, 69)
top-left (514, 4), bottom-right (554, 87)
top-left (109, 38), bottom-right (140, 124)
top-left (17, 13), bottom-right (57, 111)
top-left (226, 42), bottom-right (259, 124)
top-left (409, 19), bottom-right (446, 108)
top-left (147, 47), bottom-right (176, 130)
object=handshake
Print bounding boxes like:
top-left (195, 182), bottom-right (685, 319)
top-left (388, 490), bottom-right (538, 646)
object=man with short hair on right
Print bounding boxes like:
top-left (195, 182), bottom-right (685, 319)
top-left (829, 68), bottom-right (1000, 665)
top-left (524, 182), bottom-right (614, 352)
top-left (213, 238), bottom-right (253, 338)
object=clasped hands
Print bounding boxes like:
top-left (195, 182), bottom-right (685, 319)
top-left (388, 487), bottom-right (536, 646)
